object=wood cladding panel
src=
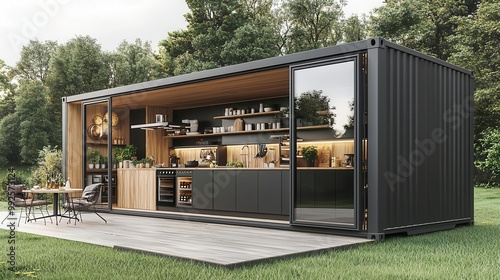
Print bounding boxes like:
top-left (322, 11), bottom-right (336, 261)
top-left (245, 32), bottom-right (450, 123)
top-left (112, 67), bottom-right (289, 110)
top-left (117, 169), bottom-right (156, 210)
top-left (296, 142), bottom-right (354, 168)
top-left (67, 103), bottom-right (83, 186)
top-left (173, 141), bottom-right (353, 168)
top-left (226, 145), bottom-right (280, 168)
top-left (145, 107), bottom-right (170, 166)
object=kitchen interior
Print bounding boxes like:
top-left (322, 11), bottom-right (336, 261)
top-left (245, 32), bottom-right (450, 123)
top-left (77, 64), bottom-right (357, 224)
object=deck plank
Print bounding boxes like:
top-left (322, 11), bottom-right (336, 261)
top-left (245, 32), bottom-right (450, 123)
top-left (3, 211), bottom-right (373, 267)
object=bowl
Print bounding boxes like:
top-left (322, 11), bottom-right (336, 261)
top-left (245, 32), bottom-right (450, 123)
top-left (264, 107), bottom-right (273, 112)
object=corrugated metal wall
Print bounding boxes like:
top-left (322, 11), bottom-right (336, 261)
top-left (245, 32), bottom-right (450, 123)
top-left (368, 39), bottom-right (474, 234)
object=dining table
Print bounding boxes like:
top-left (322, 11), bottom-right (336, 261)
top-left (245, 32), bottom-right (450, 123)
top-left (23, 188), bottom-right (82, 225)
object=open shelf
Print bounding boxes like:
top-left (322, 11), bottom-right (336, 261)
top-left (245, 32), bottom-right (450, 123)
top-left (163, 125), bottom-right (330, 139)
top-left (213, 110), bottom-right (282, 119)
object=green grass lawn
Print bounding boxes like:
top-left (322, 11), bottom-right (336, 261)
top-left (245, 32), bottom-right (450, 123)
top-left (1, 188), bottom-right (499, 279)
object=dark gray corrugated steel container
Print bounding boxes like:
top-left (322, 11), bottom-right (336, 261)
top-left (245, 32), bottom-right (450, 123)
top-left (63, 37), bottom-right (474, 240)
top-left (366, 38), bottom-right (474, 240)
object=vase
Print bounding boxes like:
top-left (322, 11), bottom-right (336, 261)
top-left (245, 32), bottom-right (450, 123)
top-left (88, 164), bottom-right (94, 169)
top-left (306, 159), bottom-right (315, 167)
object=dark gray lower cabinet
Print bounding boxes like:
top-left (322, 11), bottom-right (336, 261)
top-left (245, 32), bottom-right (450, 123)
top-left (297, 170), bottom-right (315, 208)
top-left (213, 170), bottom-right (236, 211)
top-left (281, 170), bottom-right (290, 215)
top-left (236, 171), bottom-right (258, 213)
top-left (335, 170), bottom-right (354, 209)
top-left (314, 170), bottom-right (335, 208)
top-left (258, 170), bottom-right (282, 214)
top-left (192, 170), bottom-right (213, 210)
top-left (193, 169), bottom-right (288, 215)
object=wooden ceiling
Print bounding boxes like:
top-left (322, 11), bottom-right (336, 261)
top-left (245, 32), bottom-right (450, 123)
top-left (112, 67), bottom-right (289, 110)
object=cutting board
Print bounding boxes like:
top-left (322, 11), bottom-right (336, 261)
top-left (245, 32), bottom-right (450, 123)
top-left (318, 147), bottom-right (331, 167)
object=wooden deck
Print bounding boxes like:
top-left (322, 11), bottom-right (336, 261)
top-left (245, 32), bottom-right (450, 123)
top-left (4, 211), bottom-right (373, 267)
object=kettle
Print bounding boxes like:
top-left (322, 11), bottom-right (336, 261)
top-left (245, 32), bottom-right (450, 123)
top-left (170, 155), bottom-right (179, 168)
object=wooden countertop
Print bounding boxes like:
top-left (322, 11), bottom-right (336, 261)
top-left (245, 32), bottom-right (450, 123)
top-left (147, 167), bottom-right (354, 171)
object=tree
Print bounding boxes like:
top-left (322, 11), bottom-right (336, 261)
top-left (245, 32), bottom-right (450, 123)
top-left (447, 0), bottom-right (500, 184)
top-left (158, 30), bottom-right (195, 76)
top-left (109, 39), bottom-right (164, 87)
top-left (220, 19), bottom-right (279, 64)
top-left (220, 0), bottom-right (279, 64)
top-left (370, 0), bottom-right (478, 61)
top-left (283, 0), bottom-right (346, 53)
top-left (0, 59), bottom-right (16, 120)
top-left (46, 36), bottom-right (111, 147)
top-left (12, 40), bottom-right (58, 85)
top-left (475, 128), bottom-right (500, 187)
top-left (158, 0), bottom-right (278, 74)
top-left (343, 14), bottom-right (367, 43)
top-left (47, 36), bottom-right (111, 97)
top-left (0, 114), bottom-right (21, 167)
top-left (15, 80), bottom-right (51, 164)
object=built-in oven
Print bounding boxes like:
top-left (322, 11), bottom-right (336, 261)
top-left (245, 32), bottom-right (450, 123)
top-left (157, 170), bottom-right (176, 207)
top-left (176, 170), bottom-right (193, 208)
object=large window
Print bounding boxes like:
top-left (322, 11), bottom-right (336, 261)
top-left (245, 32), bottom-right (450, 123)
top-left (292, 58), bottom-right (357, 227)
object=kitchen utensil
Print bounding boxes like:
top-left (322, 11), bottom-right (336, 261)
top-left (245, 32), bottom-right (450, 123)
top-left (186, 160), bottom-right (199, 167)
top-left (206, 149), bottom-right (215, 161)
top-left (170, 155), bottom-right (179, 168)
top-left (200, 148), bottom-right (211, 160)
top-left (255, 144), bottom-right (268, 158)
top-left (233, 118), bottom-right (244, 131)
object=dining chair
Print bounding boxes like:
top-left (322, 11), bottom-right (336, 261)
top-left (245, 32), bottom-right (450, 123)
top-left (61, 183), bottom-right (107, 224)
top-left (1, 184), bottom-right (52, 226)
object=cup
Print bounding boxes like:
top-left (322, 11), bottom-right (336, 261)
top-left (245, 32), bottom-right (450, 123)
top-left (155, 114), bottom-right (163, 123)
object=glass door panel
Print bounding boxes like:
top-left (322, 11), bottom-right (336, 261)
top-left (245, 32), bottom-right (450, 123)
top-left (84, 100), bottom-right (112, 210)
top-left (291, 58), bottom-right (358, 227)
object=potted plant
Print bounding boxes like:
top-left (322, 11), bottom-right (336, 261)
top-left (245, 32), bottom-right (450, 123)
top-left (32, 146), bottom-right (62, 188)
top-left (100, 156), bottom-right (108, 169)
top-left (144, 155), bottom-right (155, 168)
top-left (114, 146), bottom-right (124, 168)
top-left (112, 154), bottom-right (118, 169)
top-left (123, 145), bottom-right (137, 161)
top-left (86, 149), bottom-right (100, 169)
top-left (119, 144), bottom-right (136, 168)
top-left (302, 146), bottom-right (318, 167)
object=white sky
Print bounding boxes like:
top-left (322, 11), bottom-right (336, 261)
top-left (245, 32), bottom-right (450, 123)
top-left (0, 0), bottom-right (384, 67)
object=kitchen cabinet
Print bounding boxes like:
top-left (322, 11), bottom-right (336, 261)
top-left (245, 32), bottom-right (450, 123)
top-left (258, 170), bottom-right (282, 215)
top-left (213, 170), bottom-right (236, 211)
top-left (335, 169), bottom-right (354, 209)
top-left (281, 170), bottom-right (290, 215)
top-left (117, 169), bottom-right (156, 210)
top-left (297, 170), bottom-right (315, 208)
top-left (236, 170), bottom-right (259, 213)
top-left (192, 170), bottom-right (213, 210)
top-left (314, 170), bottom-right (335, 208)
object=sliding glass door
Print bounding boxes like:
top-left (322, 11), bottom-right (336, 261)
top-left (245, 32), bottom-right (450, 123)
top-left (83, 99), bottom-right (113, 211)
top-left (290, 56), bottom-right (364, 228)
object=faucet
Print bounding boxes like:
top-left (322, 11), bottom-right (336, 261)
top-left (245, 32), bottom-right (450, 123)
top-left (241, 145), bottom-right (250, 167)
